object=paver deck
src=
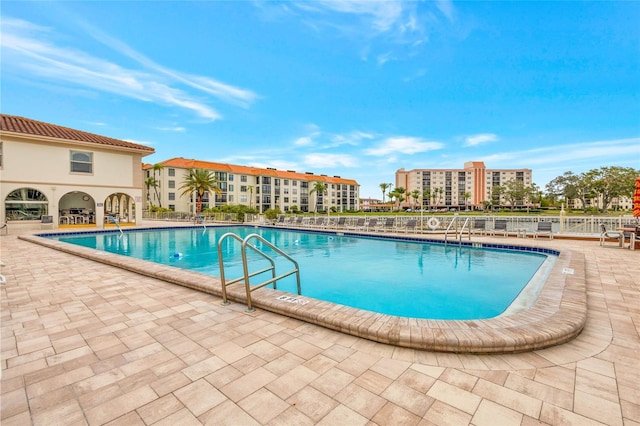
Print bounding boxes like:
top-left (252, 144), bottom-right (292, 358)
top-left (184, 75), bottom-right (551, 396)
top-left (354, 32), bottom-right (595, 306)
top-left (1, 223), bottom-right (639, 425)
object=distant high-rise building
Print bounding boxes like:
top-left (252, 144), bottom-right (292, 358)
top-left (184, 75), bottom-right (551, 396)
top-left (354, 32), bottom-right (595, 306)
top-left (396, 161), bottom-right (533, 210)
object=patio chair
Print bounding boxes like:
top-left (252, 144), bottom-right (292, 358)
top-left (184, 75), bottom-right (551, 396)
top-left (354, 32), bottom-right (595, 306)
top-left (534, 221), bottom-right (553, 239)
top-left (333, 217), bottom-right (347, 229)
top-left (399, 219), bottom-right (417, 233)
top-left (1, 219), bottom-right (7, 235)
top-left (599, 224), bottom-right (623, 247)
top-left (40, 215), bottom-right (54, 230)
top-left (378, 217), bottom-right (396, 232)
top-left (313, 217), bottom-right (327, 228)
top-left (366, 218), bottom-right (378, 231)
top-left (471, 219), bottom-right (487, 236)
top-left (347, 218), bottom-right (366, 230)
top-left (490, 219), bottom-right (508, 237)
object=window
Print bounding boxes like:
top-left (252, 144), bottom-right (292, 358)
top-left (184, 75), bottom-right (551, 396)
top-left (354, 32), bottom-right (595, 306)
top-left (241, 175), bottom-right (247, 182)
top-left (0, 142), bottom-right (3, 167)
top-left (168, 168), bottom-right (175, 177)
top-left (169, 204), bottom-right (175, 211)
top-left (5, 187), bottom-right (48, 220)
top-left (240, 186), bottom-right (247, 192)
top-left (168, 180), bottom-right (175, 189)
top-left (168, 193), bottom-right (175, 201)
top-left (70, 151), bottom-right (93, 173)
top-left (240, 195), bottom-right (247, 203)
top-left (228, 184), bottom-right (234, 191)
top-left (228, 174), bottom-right (234, 181)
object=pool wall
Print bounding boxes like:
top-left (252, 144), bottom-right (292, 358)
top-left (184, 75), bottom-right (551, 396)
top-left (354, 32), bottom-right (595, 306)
top-left (21, 227), bottom-right (586, 354)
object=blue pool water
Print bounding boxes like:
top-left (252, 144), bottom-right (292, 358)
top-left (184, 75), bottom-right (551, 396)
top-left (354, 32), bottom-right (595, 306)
top-left (49, 226), bottom-right (554, 320)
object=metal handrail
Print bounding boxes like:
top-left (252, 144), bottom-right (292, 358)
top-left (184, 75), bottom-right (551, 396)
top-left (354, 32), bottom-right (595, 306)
top-left (217, 232), bottom-right (301, 312)
top-left (444, 216), bottom-right (471, 242)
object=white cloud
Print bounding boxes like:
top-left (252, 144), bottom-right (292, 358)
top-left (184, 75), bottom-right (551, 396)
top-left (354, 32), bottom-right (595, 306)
top-left (155, 126), bottom-right (186, 133)
top-left (329, 130), bottom-right (374, 147)
top-left (294, 136), bottom-right (314, 146)
top-left (364, 137), bottom-right (444, 156)
top-left (0, 16), bottom-right (258, 121)
top-left (464, 133), bottom-right (498, 147)
top-left (304, 153), bottom-right (359, 168)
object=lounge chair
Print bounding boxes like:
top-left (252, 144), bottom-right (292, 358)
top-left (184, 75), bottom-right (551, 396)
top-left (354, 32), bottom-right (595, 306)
top-left (471, 219), bottom-right (487, 236)
top-left (490, 219), bottom-right (508, 237)
top-left (348, 218), bottom-right (366, 231)
top-left (313, 217), bottom-right (327, 228)
top-left (378, 217), bottom-right (396, 232)
top-left (333, 217), bottom-right (347, 229)
top-left (599, 224), bottom-right (623, 247)
top-left (400, 219), bottom-right (417, 233)
top-left (366, 218), bottom-right (378, 232)
top-left (533, 221), bottom-right (553, 239)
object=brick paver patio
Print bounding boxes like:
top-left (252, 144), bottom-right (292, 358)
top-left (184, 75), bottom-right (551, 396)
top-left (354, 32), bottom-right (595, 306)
top-left (1, 225), bottom-right (638, 425)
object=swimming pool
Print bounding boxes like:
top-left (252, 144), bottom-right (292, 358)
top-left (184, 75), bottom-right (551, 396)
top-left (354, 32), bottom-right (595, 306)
top-left (25, 225), bottom-right (585, 353)
top-left (48, 226), bottom-right (554, 320)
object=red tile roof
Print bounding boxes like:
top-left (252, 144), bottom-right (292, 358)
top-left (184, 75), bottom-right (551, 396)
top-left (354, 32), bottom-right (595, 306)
top-left (0, 114), bottom-right (155, 153)
top-left (144, 157), bottom-right (359, 186)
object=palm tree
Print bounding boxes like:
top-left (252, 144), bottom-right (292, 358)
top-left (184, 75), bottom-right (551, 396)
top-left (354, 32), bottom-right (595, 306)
top-left (379, 183), bottom-right (392, 203)
top-left (247, 185), bottom-right (254, 209)
top-left (178, 169), bottom-right (222, 214)
top-left (422, 188), bottom-right (431, 210)
top-left (463, 192), bottom-right (471, 210)
top-left (152, 163), bottom-right (164, 207)
top-left (144, 177), bottom-right (157, 208)
top-left (309, 181), bottom-right (328, 213)
top-left (411, 190), bottom-right (420, 209)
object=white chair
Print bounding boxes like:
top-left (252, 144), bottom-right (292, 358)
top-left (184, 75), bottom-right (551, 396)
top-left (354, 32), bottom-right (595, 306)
top-left (599, 224), bottom-right (623, 247)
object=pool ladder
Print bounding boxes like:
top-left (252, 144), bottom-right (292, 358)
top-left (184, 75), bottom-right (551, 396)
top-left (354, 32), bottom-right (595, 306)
top-left (444, 217), bottom-right (470, 243)
top-left (217, 233), bottom-right (301, 312)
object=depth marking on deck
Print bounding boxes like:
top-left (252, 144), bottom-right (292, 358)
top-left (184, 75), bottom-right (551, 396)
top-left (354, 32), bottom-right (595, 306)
top-left (562, 268), bottom-right (575, 275)
top-left (276, 295), bottom-right (309, 305)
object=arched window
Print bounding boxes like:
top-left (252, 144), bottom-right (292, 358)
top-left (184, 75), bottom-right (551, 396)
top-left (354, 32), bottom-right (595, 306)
top-left (5, 188), bottom-right (48, 220)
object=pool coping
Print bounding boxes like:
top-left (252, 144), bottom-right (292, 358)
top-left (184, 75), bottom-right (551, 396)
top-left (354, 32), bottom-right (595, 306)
top-left (20, 227), bottom-right (586, 354)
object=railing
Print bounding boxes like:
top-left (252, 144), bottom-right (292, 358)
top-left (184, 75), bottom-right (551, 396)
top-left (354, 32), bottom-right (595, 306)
top-left (217, 232), bottom-right (301, 312)
top-left (444, 216), bottom-right (471, 242)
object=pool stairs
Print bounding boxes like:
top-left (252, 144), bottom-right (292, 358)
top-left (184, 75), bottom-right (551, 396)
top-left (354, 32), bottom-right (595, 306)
top-left (217, 233), bottom-right (301, 312)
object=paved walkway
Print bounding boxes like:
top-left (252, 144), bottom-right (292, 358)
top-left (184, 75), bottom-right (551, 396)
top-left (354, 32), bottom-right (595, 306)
top-left (1, 227), bottom-right (638, 425)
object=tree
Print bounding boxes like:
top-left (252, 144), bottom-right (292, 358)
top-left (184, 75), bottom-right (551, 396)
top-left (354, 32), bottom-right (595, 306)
top-left (144, 177), bottom-right (157, 208)
top-left (422, 188), bottom-right (431, 210)
top-left (178, 169), bottom-right (222, 214)
top-left (247, 185), bottom-right (254, 209)
top-left (411, 190), bottom-right (420, 209)
top-left (463, 192), bottom-right (471, 210)
top-left (152, 163), bottom-right (164, 207)
top-left (309, 181), bottom-right (328, 213)
top-left (501, 179), bottom-right (529, 210)
top-left (388, 187), bottom-right (406, 210)
top-left (490, 185), bottom-right (503, 209)
top-left (431, 187), bottom-right (443, 207)
top-left (587, 166), bottom-right (638, 212)
top-left (379, 183), bottom-right (392, 203)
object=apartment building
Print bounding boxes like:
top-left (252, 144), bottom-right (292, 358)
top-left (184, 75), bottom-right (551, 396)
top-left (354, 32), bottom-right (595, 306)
top-left (396, 161), bottom-right (533, 210)
top-left (0, 114), bottom-right (154, 229)
top-left (143, 158), bottom-right (360, 213)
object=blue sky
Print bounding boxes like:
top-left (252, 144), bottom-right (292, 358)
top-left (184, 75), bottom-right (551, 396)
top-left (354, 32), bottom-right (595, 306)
top-left (2, 1), bottom-right (639, 198)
